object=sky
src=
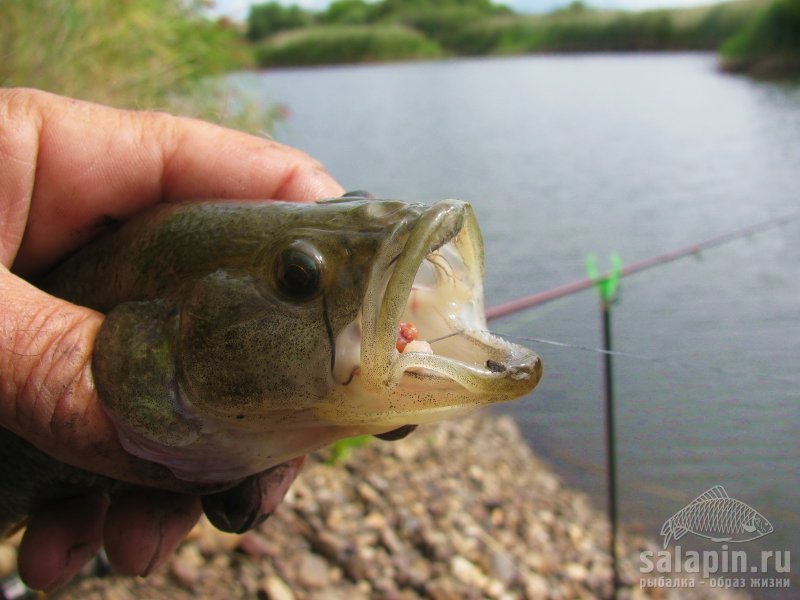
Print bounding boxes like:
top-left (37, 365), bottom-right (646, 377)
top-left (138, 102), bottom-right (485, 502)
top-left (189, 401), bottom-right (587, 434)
top-left (207, 0), bottom-right (735, 22)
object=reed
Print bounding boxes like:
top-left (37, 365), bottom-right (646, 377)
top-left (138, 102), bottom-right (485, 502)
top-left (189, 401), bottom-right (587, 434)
top-left (0, 0), bottom-right (271, 128)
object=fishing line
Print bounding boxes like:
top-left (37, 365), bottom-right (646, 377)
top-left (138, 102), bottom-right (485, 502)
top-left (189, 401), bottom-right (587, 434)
top-left (426, 328), bottom-right (797, 388)
top-left (490, 331), bottom-right (799, 388)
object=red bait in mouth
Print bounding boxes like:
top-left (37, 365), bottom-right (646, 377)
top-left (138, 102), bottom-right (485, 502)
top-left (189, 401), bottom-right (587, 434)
top-left (396, 322), bottom-right (418, 352)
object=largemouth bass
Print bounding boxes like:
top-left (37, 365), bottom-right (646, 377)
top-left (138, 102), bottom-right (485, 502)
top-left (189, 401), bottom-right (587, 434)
top-left (0, 197), bottom-right (541, 532)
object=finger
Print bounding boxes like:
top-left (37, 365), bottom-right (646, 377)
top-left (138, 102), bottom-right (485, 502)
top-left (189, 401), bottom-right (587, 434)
top-left (17, 493), bottom-right (108, 591)
top-left (0, 88), bottom-right (344, 274)
top-left (103, 491), bottom-right (201, 577)
top-left (202, 455), bottom-right (306, 533)
top-left (0, 269), bottom-right (223, 490)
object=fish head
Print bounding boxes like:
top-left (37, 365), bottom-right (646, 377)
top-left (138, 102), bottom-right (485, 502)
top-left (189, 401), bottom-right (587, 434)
top-left (60, 198), bottom-right (541, 482)
top-left (321, 197), bottom-right (543, 426)
top-left (749, 512), bottom-right (774, 536)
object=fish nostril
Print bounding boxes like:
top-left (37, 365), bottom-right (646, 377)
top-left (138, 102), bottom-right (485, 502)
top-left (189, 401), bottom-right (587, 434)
top-left (485, 359), bottom-right (506, 373)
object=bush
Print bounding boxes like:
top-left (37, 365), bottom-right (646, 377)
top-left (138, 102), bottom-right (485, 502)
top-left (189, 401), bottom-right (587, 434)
top-left (321, 0), bottom-right (380, 25)
top-left (721, 0), bottom-right (800, 64)
top-left (246, 2), bottom-right (311, 41)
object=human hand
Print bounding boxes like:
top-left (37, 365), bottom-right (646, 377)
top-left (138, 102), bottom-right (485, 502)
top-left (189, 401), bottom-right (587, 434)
top-left (0, 88), bottom-right (344, 591)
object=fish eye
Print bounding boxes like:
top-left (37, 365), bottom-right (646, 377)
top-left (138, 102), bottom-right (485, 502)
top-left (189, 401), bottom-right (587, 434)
top-left (273, 242), bottom-right (323, 301)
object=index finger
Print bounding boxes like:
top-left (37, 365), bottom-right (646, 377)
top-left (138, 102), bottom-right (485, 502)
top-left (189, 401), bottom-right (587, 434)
top-left (0, 89), bottom-right (344, 274)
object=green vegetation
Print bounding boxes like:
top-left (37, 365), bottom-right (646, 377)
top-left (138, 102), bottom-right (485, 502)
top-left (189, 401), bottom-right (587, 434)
top-left (247, 2), bottom-right (312, 40)
top-left (440, 2), bottom-right (771, 56)
top-left (248, 0), bottom-right (787, 70)
top-left (249, 0), bottom-right (510, 65)
top-left (256, 25), bottom-right (441, 66)
top-left (0, 0), bottom-right (279, 129)
top-left (720, 0), bottom-right (800, 76)
top-left (326, 435), bottom-right (371, 464)
top-left (4, 0), bottom-right (796, 119)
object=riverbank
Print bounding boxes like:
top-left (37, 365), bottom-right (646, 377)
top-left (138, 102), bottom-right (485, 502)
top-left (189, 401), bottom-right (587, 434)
top-left (718, 0), bottom-right (800, 78)
top-left (250, 0), bottom-right (769, 68)
top-left (246, 0), bottom-right (800, 79)
top-left (37, 414), bottom-right (744, 599)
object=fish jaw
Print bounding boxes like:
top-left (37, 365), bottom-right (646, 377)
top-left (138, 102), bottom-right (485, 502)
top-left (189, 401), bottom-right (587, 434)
top-left (319, 199), bottom-right (542, 429)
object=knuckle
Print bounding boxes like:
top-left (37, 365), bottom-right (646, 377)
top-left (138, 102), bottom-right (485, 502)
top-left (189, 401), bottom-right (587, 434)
top-left (1, 301), bottom-right (98, 440)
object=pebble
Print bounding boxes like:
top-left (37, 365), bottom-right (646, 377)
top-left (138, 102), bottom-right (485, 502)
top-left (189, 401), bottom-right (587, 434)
top-left (564, 561), bottom-right (589, 582)
top-left (451, 555), bottom-right (488, 588)
top-left (238, 532), bottom-right (278, 558)
top-left (296, 554), bottom-right (329, 589)
top-left (47, 415), bottom-right (746, 600)
top-left (489, 549), bottom-right (517, 586)
top-left (261, 575), bottom-right (295, 600)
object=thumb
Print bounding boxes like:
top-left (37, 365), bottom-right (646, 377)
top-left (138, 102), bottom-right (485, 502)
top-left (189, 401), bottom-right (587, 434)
top-left (0, 267), bottom-right (202, 491)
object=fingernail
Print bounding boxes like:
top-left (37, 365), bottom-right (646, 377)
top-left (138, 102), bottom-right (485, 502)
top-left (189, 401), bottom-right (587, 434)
top-left (42, 543), bottom-right (95, 592)
top-left (202, 477), bottom-right (263, 534)
top-left (139, 507), bottom-right (196, 577)
top-left (202, 457), bottom-right (304, 534)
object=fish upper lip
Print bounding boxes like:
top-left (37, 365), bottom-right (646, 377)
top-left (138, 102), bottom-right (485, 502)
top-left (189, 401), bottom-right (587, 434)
top-left (362, 200), bottom-right (541, 392)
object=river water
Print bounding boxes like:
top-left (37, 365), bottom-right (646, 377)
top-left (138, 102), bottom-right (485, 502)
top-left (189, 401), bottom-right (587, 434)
top-left (225, 53), bottom-right (800, 593)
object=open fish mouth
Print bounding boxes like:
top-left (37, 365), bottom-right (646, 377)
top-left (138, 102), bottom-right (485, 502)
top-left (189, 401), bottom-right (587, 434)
top-left (329, 200), bottom-right (542, 427)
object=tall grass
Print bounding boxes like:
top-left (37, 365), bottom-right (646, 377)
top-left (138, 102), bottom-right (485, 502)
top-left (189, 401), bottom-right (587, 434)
top-left (0, 0), bottom-right (275, 128)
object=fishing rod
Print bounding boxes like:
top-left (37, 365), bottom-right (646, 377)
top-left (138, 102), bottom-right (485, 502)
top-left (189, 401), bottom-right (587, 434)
top-left (485, 210), bottom-right (800, 321)
top-left (482, 209), bottom-right (800, 597)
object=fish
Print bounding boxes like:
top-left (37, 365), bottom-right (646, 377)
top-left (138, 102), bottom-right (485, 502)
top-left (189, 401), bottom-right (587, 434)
top-left (660, 485), bottom-right (773, 548)
top-left (0, 197), bottom-right (542, 533)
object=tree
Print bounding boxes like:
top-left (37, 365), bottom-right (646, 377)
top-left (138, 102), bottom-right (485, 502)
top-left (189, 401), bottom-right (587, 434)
top-left (246, 2), bottom-right (310, 41)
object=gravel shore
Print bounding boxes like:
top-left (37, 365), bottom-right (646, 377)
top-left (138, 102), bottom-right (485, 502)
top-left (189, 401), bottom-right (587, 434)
top-left (5, 413), bottom-right (745, 599)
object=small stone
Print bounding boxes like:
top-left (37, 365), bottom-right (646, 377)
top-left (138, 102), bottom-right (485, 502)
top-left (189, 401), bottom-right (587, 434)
top-left (567, 523), bottom-right (584, 544)
top-left (312, 530), bottom-right (353, 563)
top-left (261, 575), bottom-right (295, 600)
top-left (189, 516), bottom-right (240, 556)
top-left (364, 510), bottom-right (387, 529)
top-left (489, 550), bottom-right (517, 586)
top-left (564, 561), bottom-right (588, 582)
top-left (297, 553), bottom-right (330, 588)
top-left (451, 555), bottom-right (488, 588)
top-left (425, 578), bottom-right (462, 600)
top-left (524, 572), bottom-right (549, 597)
top-left (239, 532), bottom-right (279, 557)
top-left (171, 556), bottom-right (201, 587)
top-left (380, 525), bottom-right (404, 555)
top-left (357, 481), bottom-right (381, 504)
top-left (398, 557), bottom-right (431, 589)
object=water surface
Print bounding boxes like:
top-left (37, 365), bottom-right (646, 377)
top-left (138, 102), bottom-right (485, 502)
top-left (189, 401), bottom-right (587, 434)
top-left (226, 53), bottom-right (800, 593)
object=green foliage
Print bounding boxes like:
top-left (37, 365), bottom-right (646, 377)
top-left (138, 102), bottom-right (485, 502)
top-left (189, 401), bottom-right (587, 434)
top-left (325, 435), bottom-right (371, 464)
top-left (443, 1), bottom-right (769, 56)
top-left (244, 0), bottom-right (778, 70)
top-left (321, 0), bottom-right (380, 25)
top-left (721, 0), bottom-right (800, 74)
top-left (0, 0), bottom-right (251, 116)
top-left (255, 25), bottom-right (442, 67)
top-left (246, 2), bottom-right (311, 41)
